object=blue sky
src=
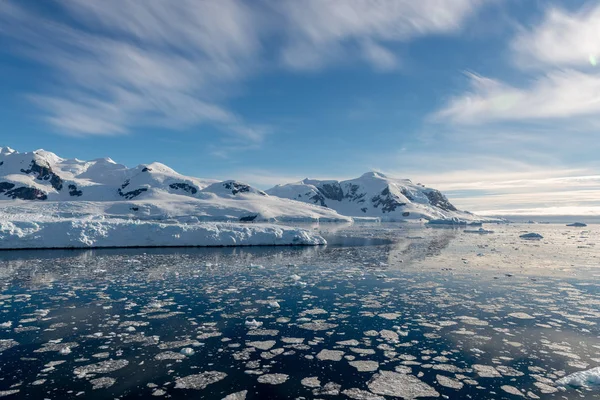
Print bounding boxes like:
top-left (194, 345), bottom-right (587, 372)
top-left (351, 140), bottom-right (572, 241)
top-left (1, 0), bottom-right (600, 215)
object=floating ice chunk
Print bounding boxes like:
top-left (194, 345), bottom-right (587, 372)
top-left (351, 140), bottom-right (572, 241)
top-left (501, 385), bottom-right (525, 397)
top-left (301, 377), bottom-right (321, 388)
top-left (316, 349), bottom-right (345, 361)
top-left (90, 377), bottom-right (116, 390)
top-left (508, 312), bottom-right (535, 320)
top-left (0, 339), bottom-right (18, 352)
top-left (267, 301), bottom-right (280, 308)
top-left (299, 321), bottom-right (338, 331)
top-left (341, 388), bottom-right (385, 400)
top-left (246, 340), bottom-right (276, 351)
top-left (59, 347), bottom-right (71, 355)
top-left (473, 364), bottom-right (502, 378)
top-left (519, 233), bottom-right (543, 240)
top-left (290, 274), bottom-right (301, 281)
top-left (368, 371), bottom-right (439, 398)
top-left (175, 371), bottom-right (227, 390)
top-left (436, 375), bottom-right (463, 390)
top-left (222, 390), bottom-right (248, 400)
top-left (244, 319), bottom-right (263, 328)
top-left (74, 360), bottom-right (129, 378)
top-left (349, 361), bottom-right (379, 372)
top-left (556, 367), bottom-right (600, 389)
top-left (180, 348), bottom-right (195, 356)
top-left (257, 373), bottom-right (288, 385)
top-left (0, 321), bottom-right (12, 329)
top-left (567, 222), bottom-right (587, 227)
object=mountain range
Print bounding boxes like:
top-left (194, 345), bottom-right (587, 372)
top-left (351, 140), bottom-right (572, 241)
top-left (0, 147), bottom-right (480, 223)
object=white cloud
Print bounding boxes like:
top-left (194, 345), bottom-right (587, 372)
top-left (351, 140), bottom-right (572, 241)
top-left (276, 0), bottom-right (485, 70)
top-left (434, 70), bottom-right (600, 124)
top-left (512, 3), bottom-right (600, 69)
top-left (0, 0), bottom-right (489, 138)
top-left (0, 0), bottom-right (265, 139)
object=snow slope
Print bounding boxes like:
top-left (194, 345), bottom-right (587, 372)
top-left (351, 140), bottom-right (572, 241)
top-left (0, 218), bottom-right (326, 249)
top-left (267, 172), bottom-right (480, 222)
top-left (0, 147), bottom-right (349, 223)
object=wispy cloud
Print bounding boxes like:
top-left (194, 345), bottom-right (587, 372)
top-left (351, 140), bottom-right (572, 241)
top-left (434, 70), bottom-right (600, 124)
top-left (511, 3), bottom-right (600, 69)
top-left (276, 0), bottom-right (486, 71)
top-left (0, 0), bottom-right (488, 138)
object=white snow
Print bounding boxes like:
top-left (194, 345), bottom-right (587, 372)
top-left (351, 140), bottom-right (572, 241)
top-left (556, 367), bottom-right (600, 389)
top-left (0, 219), bottom-right (326, 249)
top-left (267, 171), bottom-right (484, 222)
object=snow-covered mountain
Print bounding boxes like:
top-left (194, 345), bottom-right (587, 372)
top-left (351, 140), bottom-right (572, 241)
top-left (0, 147), bottom-right (482, 223)
top-left (267, 172), bottom-right (476, 221)
top-left (0, 147), bottom-right (349, 222)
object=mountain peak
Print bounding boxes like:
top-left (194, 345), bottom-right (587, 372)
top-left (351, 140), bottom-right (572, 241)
top-left (360, 171), bottom-right (388, 179)
top-left (0, 147), bottom-right (16, 155)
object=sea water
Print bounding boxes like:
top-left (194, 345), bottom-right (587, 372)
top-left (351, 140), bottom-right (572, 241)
top-left (0, 224), bottom-right (598, 399)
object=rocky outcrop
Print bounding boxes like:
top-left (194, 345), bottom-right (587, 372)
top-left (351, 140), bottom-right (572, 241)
top-left (20, 159), bottom-right (63, 191)
top-left (169, 183), bottom-right (198, 194)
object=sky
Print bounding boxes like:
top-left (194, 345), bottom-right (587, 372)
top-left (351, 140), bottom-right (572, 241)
top-left (1, 0), bottom-right (600, 216)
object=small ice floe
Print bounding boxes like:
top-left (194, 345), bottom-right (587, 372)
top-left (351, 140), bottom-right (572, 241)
top-left (0, 339), bottom-right (18, 352)
top-left (567, 222), bottom-right (587, 227)
top-left (246, 340), bottom-right (276, 351)
top-left (349, 361), bottom-right (379, 372)
top-left (341, 388), bottom-right (385, 400)
top-left (519, 233), bottom-right (543, 240)
top-left (436, 375), bottom-right (463, 390)
top-left (556, 366), bottom-right (600, 390)
top-left (464, 228), bottom-right (494, 234)
top-left (244, 319), bottom-right (263, 328)
top-left (290, 274), bottom-right (301, 281)
top-left (0, 321), bottom-right (12, 329)
top-left (257, 373), bottom-right (289, 385)
top-left (508, 312), bottom-right (535, 320)
top-left (500, 385), bottom-right (525, 397)
top-left (59, 347), bottom-right (72, 355)
top-left (368, 371), bottom-right (439, 398)
top-left (74, 360), bottom-right (129, 378)
top-left (267, 301), bottom-right (280, 309)
top-left (316, 349), bottom-right (345, 361)
top-left (90, 377), bottom-right (116, 390)
top-left (222, 390), bottom-right (248, 400)
top-left (174, 371), bottom-right (227, 390)
top-left (180, 347), bottom-right (195, 356)
top-left (301, 377), bottom-right (321, 388)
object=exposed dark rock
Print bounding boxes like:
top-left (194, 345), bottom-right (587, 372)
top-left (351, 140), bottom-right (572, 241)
top-left (344, 183), bottom-right (366, 202)
top-left (169, 183), bottom-right (198, 194)
top-left (131, 207), bottom-right (139, 211)
top-left (0, 182), bottom-right (16, 193)
top-left (371, 187), bottom-right (406, 213)
top-left (68, 184), bottom-right (83, 197)
top-left (0, 161), bottom-right (3, 166)
top-left (361, 207), bottom-right (368, 213)
top-left (4, 186), bottom-right (47, 200)
top-left (239, 214), bottom-right (258, 222)
top-left (401, 188), bottom-right (414, 201)
top-left (424, 190), bottom-right (457, 212)
top-left (121, 180), bottom-right (130, 189)
top-left (310, 193), bottom-right (327, 207)
top-left (118, 188), bottom-right (148, 200)
top-left (20, 159), bottom-right (63, 191)
top-left (142, 166), bottom-right (152, 172)
top-left (316, 183), bottom-right (344, 201)
top-left (223, 181), bottom-right (266, 196)
top-left (402, 211), bottom-right (410, 217)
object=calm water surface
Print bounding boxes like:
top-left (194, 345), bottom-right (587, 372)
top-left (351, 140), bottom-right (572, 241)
top-left (0, 224), bottom-right (599, 399)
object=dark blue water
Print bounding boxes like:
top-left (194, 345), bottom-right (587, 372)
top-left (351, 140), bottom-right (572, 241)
top-left (0, 231), bottom-right (598, 399)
